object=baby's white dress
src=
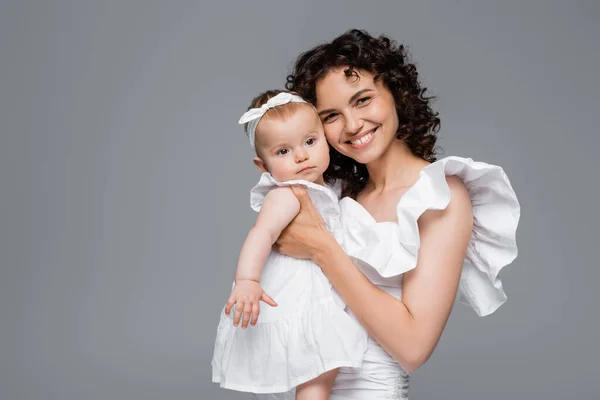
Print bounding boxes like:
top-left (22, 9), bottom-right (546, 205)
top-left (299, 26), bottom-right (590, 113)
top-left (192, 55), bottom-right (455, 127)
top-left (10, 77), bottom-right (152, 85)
top-left (211, 172), bottom-right (368, 394)
top-left (251, 157), bottom-right (521, 400)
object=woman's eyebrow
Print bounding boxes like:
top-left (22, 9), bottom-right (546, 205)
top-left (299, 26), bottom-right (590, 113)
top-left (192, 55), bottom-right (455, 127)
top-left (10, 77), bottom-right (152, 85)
top-left (317, 88), bottom-right (375, 116)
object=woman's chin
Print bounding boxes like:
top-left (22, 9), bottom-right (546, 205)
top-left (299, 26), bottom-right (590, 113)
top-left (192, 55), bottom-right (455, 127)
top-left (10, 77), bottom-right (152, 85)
top-left (344, 146), bottom-right (382, 165)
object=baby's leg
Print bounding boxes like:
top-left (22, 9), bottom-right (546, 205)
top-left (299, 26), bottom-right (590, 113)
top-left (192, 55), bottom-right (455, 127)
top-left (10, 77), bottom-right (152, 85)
top-left (295, 368), bottom-right (339, 400)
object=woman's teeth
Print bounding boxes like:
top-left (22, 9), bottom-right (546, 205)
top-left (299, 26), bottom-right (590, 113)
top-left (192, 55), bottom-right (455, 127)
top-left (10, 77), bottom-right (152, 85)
top-left (350, 131), bottom-right (374, 145)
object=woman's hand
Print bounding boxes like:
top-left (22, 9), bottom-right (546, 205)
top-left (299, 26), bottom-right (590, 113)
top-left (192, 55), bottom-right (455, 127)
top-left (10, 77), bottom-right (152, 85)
top-left (273, 185), bottom-right (334, 260)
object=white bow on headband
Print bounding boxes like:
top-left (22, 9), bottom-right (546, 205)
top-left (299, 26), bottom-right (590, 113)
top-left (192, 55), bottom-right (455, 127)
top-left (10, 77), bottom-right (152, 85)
top-left (238, 92), bottom-right (307, 149)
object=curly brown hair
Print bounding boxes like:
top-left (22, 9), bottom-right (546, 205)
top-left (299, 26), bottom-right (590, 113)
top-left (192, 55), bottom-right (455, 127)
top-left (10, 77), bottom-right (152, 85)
top-left (285, 29), bottom-right (440, 198)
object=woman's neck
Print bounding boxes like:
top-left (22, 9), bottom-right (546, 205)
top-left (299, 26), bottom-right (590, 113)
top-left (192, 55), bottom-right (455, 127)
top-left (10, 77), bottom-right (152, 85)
top-left (364, 140), bottom-right (430, 193)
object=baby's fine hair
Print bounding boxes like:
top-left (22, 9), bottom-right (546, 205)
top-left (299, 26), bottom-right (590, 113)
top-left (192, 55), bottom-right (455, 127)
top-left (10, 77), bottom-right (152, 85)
top-left (242, 89), bottom-right (308, 137)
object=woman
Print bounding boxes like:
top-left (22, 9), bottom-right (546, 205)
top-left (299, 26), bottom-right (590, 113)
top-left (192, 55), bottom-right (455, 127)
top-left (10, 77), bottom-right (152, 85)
top-left (256, 29), bottom-right (520, 399)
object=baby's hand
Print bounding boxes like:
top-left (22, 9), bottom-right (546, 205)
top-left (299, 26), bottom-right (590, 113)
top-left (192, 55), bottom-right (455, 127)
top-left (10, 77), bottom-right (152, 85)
top-left (225, 280), bottom-right (278, 329)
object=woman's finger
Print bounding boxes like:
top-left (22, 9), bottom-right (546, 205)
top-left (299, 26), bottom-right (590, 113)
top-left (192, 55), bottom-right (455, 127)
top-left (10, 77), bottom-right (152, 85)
top-left (291, 185), bottom-right (324, 222)
top-left (290, 185), bottom-right (310, 208)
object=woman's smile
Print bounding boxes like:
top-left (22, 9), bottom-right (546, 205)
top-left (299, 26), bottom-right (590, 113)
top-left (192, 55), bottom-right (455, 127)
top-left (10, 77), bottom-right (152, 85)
top-left (348, 127), bottom-right (377, 149)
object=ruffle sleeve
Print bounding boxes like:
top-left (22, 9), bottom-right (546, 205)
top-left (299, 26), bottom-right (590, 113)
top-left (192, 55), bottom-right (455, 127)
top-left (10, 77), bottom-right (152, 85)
top-left (340, 156), bottom-right (520, 316)
top-left (250, 172), bottom-right (340, 213)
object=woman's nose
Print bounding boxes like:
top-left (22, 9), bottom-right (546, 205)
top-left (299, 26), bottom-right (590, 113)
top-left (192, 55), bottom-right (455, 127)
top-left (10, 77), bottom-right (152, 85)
top-left (344, 111), bottom-right (364, 136)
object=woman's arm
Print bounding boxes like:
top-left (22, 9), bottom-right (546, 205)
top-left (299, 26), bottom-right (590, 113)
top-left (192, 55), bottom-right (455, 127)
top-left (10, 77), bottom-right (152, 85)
top-left (276, 178), bottom-right (473, 372)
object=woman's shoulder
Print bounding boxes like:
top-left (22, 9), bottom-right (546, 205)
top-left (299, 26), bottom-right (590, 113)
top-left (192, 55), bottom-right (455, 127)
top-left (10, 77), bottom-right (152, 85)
top-left (443, 175), bottom-right (472, 214)
top-left (412, 155), bottom-right (519, 209)
top-left (408, 156), bottom-right (521, 314)
top-left (343, 155), bottom-right (521, 317)
top-left (419, 174), bottom-right (472, 226)
top-left (444, 174), bottom-right (466, 190)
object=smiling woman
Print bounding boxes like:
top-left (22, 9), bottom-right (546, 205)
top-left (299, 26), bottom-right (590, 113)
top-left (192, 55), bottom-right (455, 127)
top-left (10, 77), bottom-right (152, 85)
top-left (251, 29), bottom-right (522, 399)
top-left (317, 69), bottom-right (401, 164)
top-left (289, 30), bottom-right (440, 200)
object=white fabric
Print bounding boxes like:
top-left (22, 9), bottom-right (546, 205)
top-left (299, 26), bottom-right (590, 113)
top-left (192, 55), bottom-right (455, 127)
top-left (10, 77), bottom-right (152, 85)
top-left (341, 156), bottom-right (520, 316)
top-left (212, 172), bottom-right (368, 394)
top-left (250, 156), bottom-right (520, 399)
top-left (238, 92), bottom-right (307, 149)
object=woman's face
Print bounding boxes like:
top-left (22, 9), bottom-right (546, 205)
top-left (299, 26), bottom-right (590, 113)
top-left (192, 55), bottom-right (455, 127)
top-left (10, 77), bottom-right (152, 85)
top-left (315, 68), bottom-right (399, 165)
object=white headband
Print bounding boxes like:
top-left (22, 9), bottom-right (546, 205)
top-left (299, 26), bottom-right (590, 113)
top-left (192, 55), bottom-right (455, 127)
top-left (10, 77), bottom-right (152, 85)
top-left (238, 92), bottom-right (307, 150)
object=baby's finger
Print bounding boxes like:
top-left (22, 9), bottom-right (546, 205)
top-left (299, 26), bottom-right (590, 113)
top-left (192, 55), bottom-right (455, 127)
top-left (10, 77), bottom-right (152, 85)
top-left (260, 292), bottom-right (278, 307)
top-left (250, 303), bottom-right (260, 326)
top-left (241, 301), bottom-right (253, 329)
top-left (233, 301), bottom-right (244, 327)
top-left (225, 297), bottom-right (236, 316)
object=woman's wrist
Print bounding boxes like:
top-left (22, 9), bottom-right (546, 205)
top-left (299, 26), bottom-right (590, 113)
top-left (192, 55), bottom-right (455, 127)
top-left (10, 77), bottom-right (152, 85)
top-left (310, 232), bottom-right (340, 267)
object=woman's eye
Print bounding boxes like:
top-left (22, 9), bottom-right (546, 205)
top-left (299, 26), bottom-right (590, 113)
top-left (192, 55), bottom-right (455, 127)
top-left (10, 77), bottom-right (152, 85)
top-left (306, 138), bottom-right (315, 145)
top-left (357, 97), bottom-right (371, 106)
top-left (322, 113), bottom-right (337, 123)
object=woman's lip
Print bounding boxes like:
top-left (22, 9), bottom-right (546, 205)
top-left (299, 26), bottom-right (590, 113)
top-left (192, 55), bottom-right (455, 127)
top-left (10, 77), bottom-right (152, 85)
top-left (347, 128), bottom-right (377, 149)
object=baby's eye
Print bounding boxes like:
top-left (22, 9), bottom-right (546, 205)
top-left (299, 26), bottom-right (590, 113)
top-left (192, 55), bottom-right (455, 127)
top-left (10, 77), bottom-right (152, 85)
top-left (276, 148), bottom-right (289, 156)
top-left (305, 138), bottom-right (315, 146)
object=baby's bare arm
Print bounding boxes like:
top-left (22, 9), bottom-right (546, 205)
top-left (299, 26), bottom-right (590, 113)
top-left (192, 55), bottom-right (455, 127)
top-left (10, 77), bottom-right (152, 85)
top-left (235, 187), bottom-right (300, 282)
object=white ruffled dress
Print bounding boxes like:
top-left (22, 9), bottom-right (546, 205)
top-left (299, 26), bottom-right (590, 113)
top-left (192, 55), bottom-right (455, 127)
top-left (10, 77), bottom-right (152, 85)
top-left (211, 173), bottom-right (369, 394)
top-left (251, 157), bottom-right (521, 400)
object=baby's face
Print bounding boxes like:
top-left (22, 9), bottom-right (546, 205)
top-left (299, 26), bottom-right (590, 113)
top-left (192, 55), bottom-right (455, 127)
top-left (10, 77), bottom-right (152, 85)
top-left (254, 105), bottom-right (330, 184)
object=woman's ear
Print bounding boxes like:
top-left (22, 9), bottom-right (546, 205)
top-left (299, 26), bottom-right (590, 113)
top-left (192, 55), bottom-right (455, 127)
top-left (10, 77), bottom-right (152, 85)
top-left (253, 157), bottom-right (268, 173)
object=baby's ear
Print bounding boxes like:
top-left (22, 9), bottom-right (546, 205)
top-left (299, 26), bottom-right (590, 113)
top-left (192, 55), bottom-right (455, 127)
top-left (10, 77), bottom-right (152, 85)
top-left (253, 157), bottom-right (268, 173)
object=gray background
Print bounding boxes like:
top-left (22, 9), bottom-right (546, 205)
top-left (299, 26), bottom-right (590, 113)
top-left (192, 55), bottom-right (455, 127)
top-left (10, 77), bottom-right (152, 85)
top-left (1, 0), bottom-right (598, 399)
